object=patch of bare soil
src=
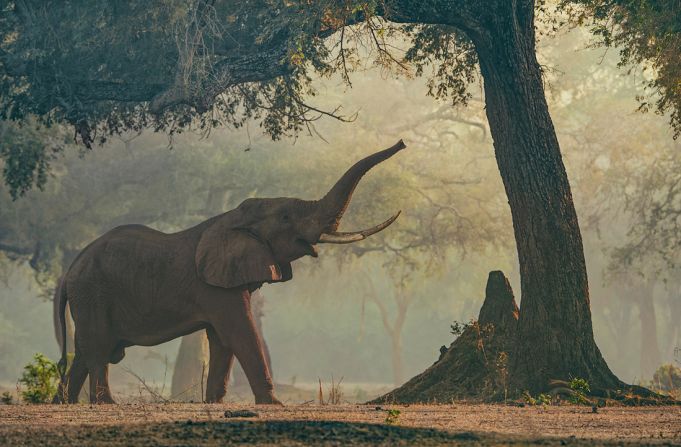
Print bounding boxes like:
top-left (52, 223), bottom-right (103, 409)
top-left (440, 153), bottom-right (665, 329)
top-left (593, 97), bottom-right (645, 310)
top-left (0, 404), bottom-right (679, 446)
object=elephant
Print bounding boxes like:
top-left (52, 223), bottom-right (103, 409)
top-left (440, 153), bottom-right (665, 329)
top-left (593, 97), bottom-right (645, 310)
top-left (53, 140), bottom-right (407, 404)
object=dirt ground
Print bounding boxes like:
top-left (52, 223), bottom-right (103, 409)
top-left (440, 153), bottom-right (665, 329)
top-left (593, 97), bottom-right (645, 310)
top-left (0, 403), bottom-right (679, 446)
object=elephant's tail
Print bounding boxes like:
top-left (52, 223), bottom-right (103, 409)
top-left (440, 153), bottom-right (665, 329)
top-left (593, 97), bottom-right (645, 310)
top-left (53, 276), bottom-right (68, 381)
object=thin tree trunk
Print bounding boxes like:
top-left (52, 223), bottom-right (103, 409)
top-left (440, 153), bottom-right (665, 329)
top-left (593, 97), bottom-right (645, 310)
top-left (369, 287), bottom-right (409, 387)
top-left (472, 4), bottom-right (620, 392)
top-left (606, 281), bottom-right (638, 375)
top-left (391, 331), bottom-right (404, 386)
top-left (391, 290), bottom-right (410, 386)
top-left (170, 331), bottom-right (208, 401)
top-left (663, 279), bottom-right (681, 360)
top-left (636, 283), bottom-right (661, 380)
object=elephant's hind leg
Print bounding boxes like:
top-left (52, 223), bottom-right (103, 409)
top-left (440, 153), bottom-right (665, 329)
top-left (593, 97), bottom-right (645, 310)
top-left (205, 327), bottom-right (235, 403)
top-left (66, 355), bottom-right (89, 404)
top-left (89, 364), bottom-right (115, 404)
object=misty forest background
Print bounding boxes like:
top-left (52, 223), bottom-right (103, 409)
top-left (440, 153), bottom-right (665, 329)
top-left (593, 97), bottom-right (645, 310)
top-left (1, 26), bottom-right (679, 395)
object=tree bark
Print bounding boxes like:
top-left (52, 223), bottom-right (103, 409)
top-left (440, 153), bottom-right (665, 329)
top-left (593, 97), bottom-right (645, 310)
top-left (471, 5), bottom-right (620, 392)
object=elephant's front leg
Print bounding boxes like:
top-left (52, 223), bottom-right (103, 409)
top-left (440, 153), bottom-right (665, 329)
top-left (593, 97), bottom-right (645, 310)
top-left (212, 291), bottom-right (281, 405)
top-left (205, 327), bottom-right (235, 403)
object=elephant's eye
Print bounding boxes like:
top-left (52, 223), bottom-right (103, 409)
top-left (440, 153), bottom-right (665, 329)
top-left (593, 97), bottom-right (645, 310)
top-left (281, 214), bottom-right (290, 223)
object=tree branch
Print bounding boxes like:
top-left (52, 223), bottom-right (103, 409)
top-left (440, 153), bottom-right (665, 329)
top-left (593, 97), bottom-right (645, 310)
top-left (0, 241), bottom-right (34, 257)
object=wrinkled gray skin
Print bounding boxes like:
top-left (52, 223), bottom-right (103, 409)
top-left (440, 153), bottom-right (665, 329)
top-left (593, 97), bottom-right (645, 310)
top-left (53, 140), bottom-right (406, 404)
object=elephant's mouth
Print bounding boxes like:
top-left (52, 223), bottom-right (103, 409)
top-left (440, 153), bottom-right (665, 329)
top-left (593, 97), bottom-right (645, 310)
top-left (296, 238), bottom-right (318, 258)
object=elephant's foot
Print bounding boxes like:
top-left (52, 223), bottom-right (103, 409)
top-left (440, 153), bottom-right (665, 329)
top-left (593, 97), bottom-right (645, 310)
top-left (254, 393), bottom-right (283, 405)
top-left (91, 392), bottom-right (116, 404)
top-left (204, 380), bottom-right (228, 404)
top-left (97, 397), bottom-right (116, 405)
top-left (90, 381), bottom-right (116, 404)
top-left (205, 395), bottom-right (225, 404)
top-left (89, 364), bottom-right (115, 404)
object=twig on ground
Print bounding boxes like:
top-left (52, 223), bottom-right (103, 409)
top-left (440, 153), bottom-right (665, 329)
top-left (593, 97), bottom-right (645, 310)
top-left (122, 366), bottom-right (169, 403)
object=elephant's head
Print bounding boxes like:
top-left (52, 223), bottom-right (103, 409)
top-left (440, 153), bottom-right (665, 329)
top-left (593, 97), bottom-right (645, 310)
top-left (196, 139), bottom-right (406, 290)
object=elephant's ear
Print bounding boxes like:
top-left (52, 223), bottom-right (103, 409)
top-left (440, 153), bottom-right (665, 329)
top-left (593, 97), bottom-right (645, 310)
top-left (195, 224), bottom-right (292, 290)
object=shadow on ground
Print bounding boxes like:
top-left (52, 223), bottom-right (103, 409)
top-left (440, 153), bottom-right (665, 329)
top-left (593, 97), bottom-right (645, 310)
top-left (0, 419), bottom-right (661, 446)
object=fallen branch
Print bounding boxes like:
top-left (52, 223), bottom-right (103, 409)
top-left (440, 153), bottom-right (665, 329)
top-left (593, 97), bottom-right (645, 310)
top-left (122, 366), bottom-right (169, 403)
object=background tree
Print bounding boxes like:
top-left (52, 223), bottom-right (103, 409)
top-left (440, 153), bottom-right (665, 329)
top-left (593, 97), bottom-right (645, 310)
top-left (545, 25), bottom-right (681, 383)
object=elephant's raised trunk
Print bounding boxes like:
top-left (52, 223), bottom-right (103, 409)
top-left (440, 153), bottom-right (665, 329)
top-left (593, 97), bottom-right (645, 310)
top-left (317, 140), bottom-right (406, 243)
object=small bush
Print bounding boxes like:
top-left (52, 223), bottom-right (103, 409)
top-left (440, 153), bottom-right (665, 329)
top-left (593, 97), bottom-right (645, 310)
top-left (450, 320), bottom-right (470, 337)
top-left (1, 391), bottom-right (14, 405)
top-left (568, 377), bottom-right (590, 405)
top-left (537, 393), bottom-right (552, 405)
top-left (385, 409), bottom-right (401, 425)
top-left (522, 391), bottom-right (552, 405)
top-left (522, 390), bottom-right (537, 405)
top-left (652, 364), bottom-right (681, 391)
top-left (19, 353), bottom-right (59, 404)
top-left (569, 377), bottom-right (590, 394)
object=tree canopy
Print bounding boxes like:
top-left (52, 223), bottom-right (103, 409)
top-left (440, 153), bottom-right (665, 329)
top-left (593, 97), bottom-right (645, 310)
top-left (0, 0), bottom-right (497, 149)
top-left (3, 1), bottom-right (678, 196)
top-left (562, 0), bottom-right (681, 137)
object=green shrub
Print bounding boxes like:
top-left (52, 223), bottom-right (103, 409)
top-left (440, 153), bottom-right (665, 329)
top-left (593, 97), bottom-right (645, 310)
top-left (19, 353), bottom-right (59, 404)
top-left (522, 390), bottom-right (537, 405)
top-left (569, 377), bottom-right (590, 394)
top-left (522, 391), bottom-right (552, 405)
top-left (568, 377), bottom-right (590, 405)
top-left (385, 409), bottom-right (401, 425)
top-left (537, 393), bottom-right (552, 405)
top-left (450, 320), bottom-right (470, 337)
top-left (1, 391), bottom-right (14, 405)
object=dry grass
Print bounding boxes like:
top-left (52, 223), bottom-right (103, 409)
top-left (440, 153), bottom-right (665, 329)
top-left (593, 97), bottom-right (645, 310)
top-left (317, 376), bottom-right (345, 405)
top-left (0, 403), bottom-right (679, 445)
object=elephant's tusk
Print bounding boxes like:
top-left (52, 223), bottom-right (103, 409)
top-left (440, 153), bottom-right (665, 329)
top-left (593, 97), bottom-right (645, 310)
top-left (318, 211), bottom-right (401, 244)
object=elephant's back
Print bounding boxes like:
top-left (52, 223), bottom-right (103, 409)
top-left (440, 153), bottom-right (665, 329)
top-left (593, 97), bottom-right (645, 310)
top-left (69, 224), bottom-right (181, 275)
top-left (65, 224), bottom-right (198, 320)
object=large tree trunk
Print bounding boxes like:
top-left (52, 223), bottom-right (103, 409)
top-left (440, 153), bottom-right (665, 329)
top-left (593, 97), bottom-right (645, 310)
top-left (471, 4), bottom-right (620, 393)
